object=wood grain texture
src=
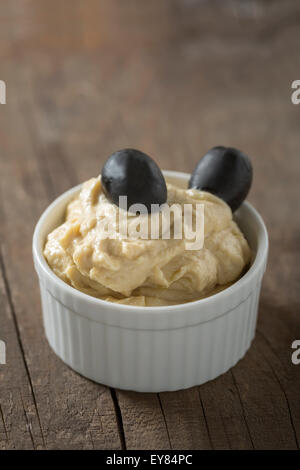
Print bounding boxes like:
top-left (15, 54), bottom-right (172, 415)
top-left (0, 0), bottom-right (299, 450)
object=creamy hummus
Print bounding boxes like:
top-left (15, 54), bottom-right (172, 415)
top-left (44, 177), bottom-right (251, 306)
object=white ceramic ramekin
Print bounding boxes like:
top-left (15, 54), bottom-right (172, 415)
top-left (33, 171), bottom-right (268, 392)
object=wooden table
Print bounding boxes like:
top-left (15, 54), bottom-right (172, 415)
top-left (0, 0), bottom-right (299, 450)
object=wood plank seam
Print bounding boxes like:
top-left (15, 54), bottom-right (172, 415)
top-left (230, 371), bottom-right (255, 449)
top-left (197, 388), bottom-right (214, 450)
top-left (19, 389), bottom-right (36, 450)
top-left (0, 404), bottom-right (9, 444)
top-left (157, 394), bottom-right (172, 449)
top-left (110, 389), bottom-right (127, 450)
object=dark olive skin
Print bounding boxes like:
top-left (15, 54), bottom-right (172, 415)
top-left (101, 149), bottom-right (167, 212)
top-left (188, 146), bottom-right (253, 212)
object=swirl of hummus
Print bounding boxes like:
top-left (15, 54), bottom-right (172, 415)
top-left (44, 177), bottom-right (251, 306)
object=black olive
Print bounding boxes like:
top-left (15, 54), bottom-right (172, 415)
top-left (101, 149), bottom-right (167, 212)
top-left (188, 146), bottom-right (252, 211)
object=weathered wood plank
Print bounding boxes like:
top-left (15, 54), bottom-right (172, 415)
top-left (158, 388), bottom-right (213, 450)
top-left (115, 392), bottom-right (171, 450)
top-left (0, 61), bottom-right (122, 450)
top-left (228, 335), bottom-right (298, 450)
top-left (0, 248), bottom-right (45, 450)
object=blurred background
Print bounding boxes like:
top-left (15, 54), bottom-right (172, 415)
top-left (0, 0), bottom-right (299, 450)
